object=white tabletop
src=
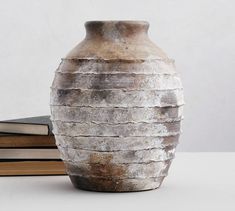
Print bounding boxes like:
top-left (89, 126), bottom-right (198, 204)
top-left (0, 153), bottom-right (234, 211)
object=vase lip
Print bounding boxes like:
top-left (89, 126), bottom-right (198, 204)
top-left (85, 20), bottom-right (149, 26)
top-left (84, 20), bottom-right (150, 40)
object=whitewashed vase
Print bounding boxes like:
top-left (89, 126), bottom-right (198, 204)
top-left (50, 21), bottom-right (184, 192)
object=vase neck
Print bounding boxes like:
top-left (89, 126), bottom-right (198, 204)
top-left (85, 21), bottom-right (149, 41)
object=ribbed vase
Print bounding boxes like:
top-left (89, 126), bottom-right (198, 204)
top-left (50, 21), bottom-right (184, 192)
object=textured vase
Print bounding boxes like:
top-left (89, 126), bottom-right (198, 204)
top-left (50, 21), bottom-right (184, 192)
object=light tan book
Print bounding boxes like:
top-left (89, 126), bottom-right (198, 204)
top-left (0, 161), bottom-right (66, 175)
top-left (0, 135), bottom-right (56, 148)
top-left (0, 149), bottom-right (60, 159)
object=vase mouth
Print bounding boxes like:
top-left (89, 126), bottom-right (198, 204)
top-left (85, 20), bottom-right (149, 27)
top-left (84, 20), bottom-right (149, 40)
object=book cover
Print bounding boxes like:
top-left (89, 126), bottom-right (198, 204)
top-left (0, 116), bottom-right (53, 135)
top-left (0, 160), bottom-right (66, 175)
top-left (0, 134), bottom-right (56, 148)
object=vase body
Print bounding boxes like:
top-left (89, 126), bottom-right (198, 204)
top-left (50, 21), bottom-right (184, 192)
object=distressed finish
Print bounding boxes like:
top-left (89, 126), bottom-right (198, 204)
top-left (55, 135), bottom-right (179, 151)
top-left (69, 176), bottom-right (165, 192)
top-left (52, 73), bottom-right (182, 90)
top-left (50, 21), bottom-right (184, 192)
top-left (52, 121), bottom-right (181, 137)
top-left (58, 146), bottom-right (175, 163)
top-left (51, 88), bottom-right (184, 107)
top-left (51, 106), bottom-right (183, 123)
top-left (65, 161), bottom-right (171, 178)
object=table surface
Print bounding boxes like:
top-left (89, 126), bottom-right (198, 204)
top-left (0, 153), bottom-right (234, 211)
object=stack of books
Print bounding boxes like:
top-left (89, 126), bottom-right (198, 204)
top-left (0, 116), bottom-right (65, 175)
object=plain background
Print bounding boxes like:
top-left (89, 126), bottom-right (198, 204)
top-left (0, 0), bottom-right (234, 151)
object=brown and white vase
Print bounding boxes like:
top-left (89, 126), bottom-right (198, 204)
top-left (50, 21), bottom-right (184, 192)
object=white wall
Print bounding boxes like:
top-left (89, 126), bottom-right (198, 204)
top-left (0, 0), bottom-right (234, 151)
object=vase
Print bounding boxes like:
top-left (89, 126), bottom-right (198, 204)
top-left (50, 21), bottom-right (184, 192)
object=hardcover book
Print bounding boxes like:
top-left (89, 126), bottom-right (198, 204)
top-left (0, 134), bottom-right (56, 148)
top-left (0, 116), bottom-right (52, 135)
top-left (0, 160), bottom-right (66, 175)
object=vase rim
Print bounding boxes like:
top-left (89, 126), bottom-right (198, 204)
top-left (85, 20), bottom-right (149, 26)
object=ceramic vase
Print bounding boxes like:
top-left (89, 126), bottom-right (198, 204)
top-left (50, 21), bottom-right (184, 192)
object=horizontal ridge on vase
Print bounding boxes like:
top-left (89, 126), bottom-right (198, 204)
top-left (50, 20), bottom-right (184, 192)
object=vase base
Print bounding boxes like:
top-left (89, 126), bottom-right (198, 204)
top-left (69, 175), bottom-right (165, 192)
